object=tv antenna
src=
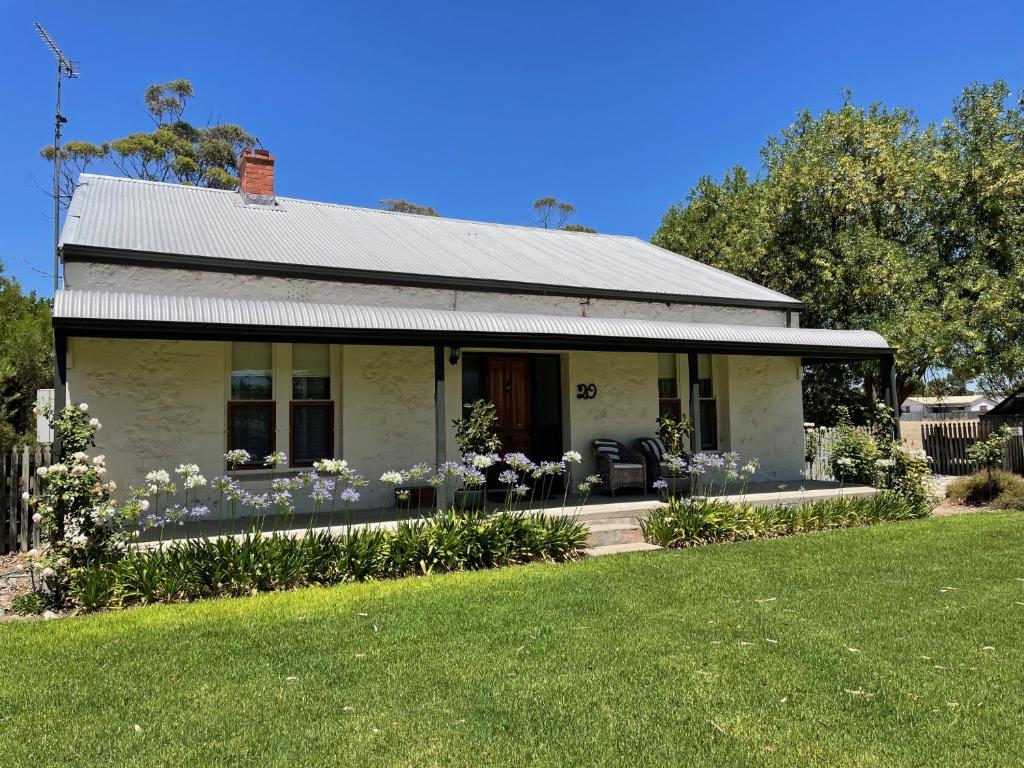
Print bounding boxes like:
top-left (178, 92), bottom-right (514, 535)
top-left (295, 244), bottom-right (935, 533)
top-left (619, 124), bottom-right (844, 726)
top-left (34, 22), bottom-right (79, 294)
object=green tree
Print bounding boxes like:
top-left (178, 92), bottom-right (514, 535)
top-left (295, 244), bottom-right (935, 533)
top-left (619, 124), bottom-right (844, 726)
top-left (379, 199), bottom-right (439, 216)
top-left (533, 197), bottom-right (596, 232)
top-left (0, 263), bottom-right (53, 447)
top-left (41, 79), bottom-right (257, 207)
top-left (653, 82), bottom-right (1024, 409)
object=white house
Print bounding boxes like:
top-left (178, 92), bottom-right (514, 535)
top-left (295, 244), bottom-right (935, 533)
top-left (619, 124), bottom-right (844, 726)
top-left (900, 394), bottom-right (997, 421)
top-left (51, 149), bottom-right (896, 512)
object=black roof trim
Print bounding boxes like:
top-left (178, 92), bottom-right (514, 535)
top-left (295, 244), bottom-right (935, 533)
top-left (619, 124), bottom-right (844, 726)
top-left (61, 244), bottom-right (806, 312)
top-left (53, 316), bottom-right (892, 360)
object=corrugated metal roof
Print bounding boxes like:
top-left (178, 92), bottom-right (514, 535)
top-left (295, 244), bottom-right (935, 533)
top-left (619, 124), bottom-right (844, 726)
top-left (60, 174), bottom-right (800, 307)
top-left (54, 289), bottom-right (890, 352)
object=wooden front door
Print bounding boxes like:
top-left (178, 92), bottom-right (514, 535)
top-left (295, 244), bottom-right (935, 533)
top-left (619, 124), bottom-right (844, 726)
top-left (486, 355), bottom-right (532, 455)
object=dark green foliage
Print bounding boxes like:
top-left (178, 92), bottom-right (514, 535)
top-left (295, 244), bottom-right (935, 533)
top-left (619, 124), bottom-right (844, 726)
top-left (641, 493), bottom-right (929, 549)
top-left (946, 470), bottom-right (1024, 506)
top-left (653, 81), bottom-right (1024, 401)
top-left (0, 265), bottom-right (52, 448)
top-left (9, 591), bottom-right (49, 616)
top-left (452, 399), bottom-right (502, 456)
top-left (379, 199), bottom-right (439, 216)
top-left (656, 413), bottom-right (692, 456)
top-left (69, 510), bottom-right (588, 612)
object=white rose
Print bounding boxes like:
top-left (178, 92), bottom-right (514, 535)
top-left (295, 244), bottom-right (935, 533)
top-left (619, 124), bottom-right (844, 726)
top-left (21, 491), bottom-right (30, 501)
top-left (32, 512), bottom-right (42, 523)
top-left (27, 548), bottom-right (39, 558)
top-left (36, 466), bottom-right (48, 476)
top-left (138, 499), bottom-right (150, 512)
top-left (96, 467), bottom-right (108, 476)
top-left (79, 403), bottom-right (89, 412)
top-left (92, 455), bottom-right (105, 465)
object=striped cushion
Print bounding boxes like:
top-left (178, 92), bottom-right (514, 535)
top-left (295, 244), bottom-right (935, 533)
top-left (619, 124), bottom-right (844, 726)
top-left (593, 439), bottom-right (621, 461)
top-left (639, 438), bottom-right (667, 460)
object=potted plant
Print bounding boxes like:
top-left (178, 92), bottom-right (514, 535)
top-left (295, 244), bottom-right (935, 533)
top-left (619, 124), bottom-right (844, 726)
top-left (656, 413), bottom-right (693, 498)
top-left (451, 400), bottom-right (503, 510)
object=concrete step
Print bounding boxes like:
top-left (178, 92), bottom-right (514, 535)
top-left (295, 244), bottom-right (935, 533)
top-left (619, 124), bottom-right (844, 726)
top-left (585, 521), bottom-right (645, 548)
top-left (584, 541), bottom-right (662, 557)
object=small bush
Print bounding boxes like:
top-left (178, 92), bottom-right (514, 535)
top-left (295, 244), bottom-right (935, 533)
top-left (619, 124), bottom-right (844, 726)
top-left (10, 591), bottom-right (50, 615)
top-left (70, 509), bottom-right (588, 612)
top-left (993, 484), bottom-right (1024, 510)
top-left (946, 471), bottom-right (1024, 506)
top-left (641, 492), bottom-right (929, 548)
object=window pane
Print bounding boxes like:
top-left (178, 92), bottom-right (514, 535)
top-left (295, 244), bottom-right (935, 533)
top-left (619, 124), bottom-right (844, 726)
top-left (229, 403), bottom-right (273, 460)
top-left (657, 353), bottom-right (676, 379)
top-left (232, 342), bottom-right (272, 400)
top-left (699, 400), bottom-right (717, 450)
top-left (698, 354), bottom-right (714, 398)
top-left (659, 399), bottom-right (682, 420)
top-left (658, 378), bottom-right (678, 399)
top-left (293, 403), bottom-right (333, 465)
top-left (292, 344), bottom-right (330, 400)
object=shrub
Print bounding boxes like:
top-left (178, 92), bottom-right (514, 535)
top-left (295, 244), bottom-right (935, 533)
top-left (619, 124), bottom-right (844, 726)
top-left (641, 492), bottom-right (929, 548)
top-left (829, 425), bottom-right (880, 484)
top-left (10, 591), bottom-right (49, 615)
top-left (993, 484), bottom-right (1024, 510)
top-left (71, 509), bottom-right (588, 611)
top-left (946, 470), bottom-right (1024, 506)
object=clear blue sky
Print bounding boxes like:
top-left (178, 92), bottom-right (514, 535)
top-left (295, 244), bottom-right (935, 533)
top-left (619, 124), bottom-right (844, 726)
top-left (4, 0), bottom-right (1023, 297)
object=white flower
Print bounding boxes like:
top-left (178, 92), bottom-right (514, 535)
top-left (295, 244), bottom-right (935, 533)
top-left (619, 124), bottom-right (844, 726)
top-left (21, 491), bottom-right (30, 501)
top-left (145, 469), bottom-right (171, 485)
top-left (27, 548), bottom-right (39, 559)
top-left (184, 473), bottom-right (206, 489)
top-left (175, 463), bottom-right (201, 477)
top-left (32, 512), bottom-right (42, 523)
top-left (562, 450), bottom-right (582, 464)
top-left (72, 451), bottom-right (88, 461)
top-left (471, 454), bottom-right (495, 469)
top-left (138, 499), bottom-right (150, 512)
top-left (36, 466), bottom-right (48, 477)
top-left (79, 403), bottom-right (89, 412)
top-left (380, 470), bottom-right (405, 484)
top-left (93, 420), bottom-right (102, 430)
top-left (96, 467), bottom-right (108, 477)
top-left (92, 455), bottom-right (105, 465)
top-left (71, 464), bottom-right (88, 476)
top-left (106, 480), bottom-right (117, 492)
top-left (48, 463), bottom-right (67, 474)
top-left (313, 458), bottom-right (348, 474)
top-left (41, 567), bottom-right (56, 579)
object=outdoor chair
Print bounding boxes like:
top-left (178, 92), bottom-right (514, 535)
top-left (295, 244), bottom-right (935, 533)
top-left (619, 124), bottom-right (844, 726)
top-left (591, 439), bottom-right (646, 496)
top-left (632, 437), bottom-right (689, 491)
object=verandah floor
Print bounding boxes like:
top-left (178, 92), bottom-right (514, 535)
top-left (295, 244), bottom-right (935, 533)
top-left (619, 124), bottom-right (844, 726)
top-left (137, 480), bottom-right (876, 544)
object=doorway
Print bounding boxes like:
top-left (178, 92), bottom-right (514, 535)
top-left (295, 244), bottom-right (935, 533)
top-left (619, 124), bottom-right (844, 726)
top-left (461, 352), bottom-right (563, 462)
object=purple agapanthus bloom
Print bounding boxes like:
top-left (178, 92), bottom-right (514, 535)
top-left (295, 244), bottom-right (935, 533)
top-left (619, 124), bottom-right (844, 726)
top-left (339, 486), bottom-right (360, 504)
top-left (498, 469), bottom-right (519, 485)
top-left (188, 504), bottom-right (210, 519)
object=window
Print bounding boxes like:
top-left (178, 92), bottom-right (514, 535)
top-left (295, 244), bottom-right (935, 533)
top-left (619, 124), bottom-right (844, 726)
top-left (228, 342), bottom-right (274, 464)
top-left (290, 343), bottom-right (333, 466)
top-left (697, 354), bottom-right (718, 450)
top-left (657, 353), bottom-right (681, 419)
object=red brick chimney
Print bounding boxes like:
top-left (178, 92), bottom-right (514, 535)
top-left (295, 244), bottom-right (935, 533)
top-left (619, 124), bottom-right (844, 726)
top-left (238, 148), bottom-right (275, 200)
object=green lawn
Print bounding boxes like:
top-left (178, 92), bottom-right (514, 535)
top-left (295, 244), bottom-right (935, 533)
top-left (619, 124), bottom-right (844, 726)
top-left (2, 513), bottom-right (1022, 767)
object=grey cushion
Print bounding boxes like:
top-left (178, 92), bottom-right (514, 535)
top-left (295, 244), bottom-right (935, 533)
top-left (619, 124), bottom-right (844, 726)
top-left (612, 462), bottom-right (642, 469)
top-left (593, 440), bottom-right (621, 461)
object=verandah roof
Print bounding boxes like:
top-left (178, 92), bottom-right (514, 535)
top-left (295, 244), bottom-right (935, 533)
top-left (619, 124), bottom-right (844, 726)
top-left (53, 289), bottom-right (891, 359)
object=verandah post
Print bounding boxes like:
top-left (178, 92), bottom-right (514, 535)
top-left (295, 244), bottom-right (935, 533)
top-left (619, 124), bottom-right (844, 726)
top-left (687, 352), bottom-right (702, 455)
top-left (434, 344), bottom-right (446, 510)
top-left (880, 354), bottom-right (901, 440)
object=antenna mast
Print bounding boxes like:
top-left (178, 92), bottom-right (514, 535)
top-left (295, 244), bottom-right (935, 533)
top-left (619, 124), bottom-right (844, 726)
top-left (34, 22), bottom-right (78, 295)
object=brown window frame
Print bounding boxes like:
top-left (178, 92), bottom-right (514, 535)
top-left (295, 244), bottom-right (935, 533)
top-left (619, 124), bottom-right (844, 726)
top-left (227, 401), bottom-right (276, 468)
top-left (289, 400), bottom-right (335, 468)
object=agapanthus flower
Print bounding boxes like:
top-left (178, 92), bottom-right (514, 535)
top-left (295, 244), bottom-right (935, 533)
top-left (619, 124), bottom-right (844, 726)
top-left (469, 453), bottom-right (497, 469)
top-left (513, 483), bottom-right (529, 497)
top-left (562, 450), bottom-right (582, 464)
top-left (653, 479), bottom-right (668, 490)
top-left (498, 469), bottom-right (518, 485)
top-left (264, 451), bottom-right (287, 468)
top-left (145, 469), bottom-right (171, 485)
top-left (380, 470), bottom-right (406, 484)
top-left (460, 467), bottom-right (485, 487)
top-left (313, 458), bottom-right (348, 474)
top-left (396, 489), bottom-right (411, 501)
top-left (349, 474), bottom-right (369, 489)
top-left (245, 492), bottom-right (270, 510)
top-left (439, 460), bottom-right (463, 477)
top-left (175, 463), bottom-right (201, 477)
top-left (339, 486), bottom-right (360, 504)
top-left (406, 462), bottom-right (432, 480)
top-left (224, 449), bottom-right (252, 467)
top-left (503, 452), bottom-right (534, 471)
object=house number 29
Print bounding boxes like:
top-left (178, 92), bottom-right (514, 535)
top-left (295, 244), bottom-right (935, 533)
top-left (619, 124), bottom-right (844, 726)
top-left (576, 383), bottom-right (598, 399)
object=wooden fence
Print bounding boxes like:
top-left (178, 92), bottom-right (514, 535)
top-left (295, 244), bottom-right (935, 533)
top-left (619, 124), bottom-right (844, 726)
top-left (1, 445), bottom-right (50, 554)
top-left (803, 426), bottom-right (871, 481)
top-left (921, 416), bottom-right (1024, 476)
